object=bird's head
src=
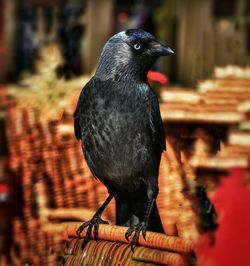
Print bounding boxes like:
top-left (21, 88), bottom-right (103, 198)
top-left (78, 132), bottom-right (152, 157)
top-left (95, 29), bottom-right (174, 82)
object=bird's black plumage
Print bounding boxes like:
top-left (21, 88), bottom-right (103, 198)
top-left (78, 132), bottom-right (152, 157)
top-left (74, 29), bottom-right (173, 247)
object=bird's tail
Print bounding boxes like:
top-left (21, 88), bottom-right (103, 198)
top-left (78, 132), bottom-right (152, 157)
top-left (115, 198), bottom-right (164, 234)
top-left (147, 201), bottom-right (164, 233)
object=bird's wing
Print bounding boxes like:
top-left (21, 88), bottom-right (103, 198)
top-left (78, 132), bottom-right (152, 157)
top-left (73, 94), bottom-right (83, 141)
top-left (73, 80), bottom-right (92, 141)
top-left (149, 91), bottom-right (166, 151)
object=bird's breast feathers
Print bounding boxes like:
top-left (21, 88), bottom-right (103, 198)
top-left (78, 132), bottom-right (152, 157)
top-left (74, 77), bottom-right (165, 182)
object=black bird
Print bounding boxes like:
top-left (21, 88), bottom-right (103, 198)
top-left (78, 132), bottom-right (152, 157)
top-left (74, 29), bottom-right (174, 247)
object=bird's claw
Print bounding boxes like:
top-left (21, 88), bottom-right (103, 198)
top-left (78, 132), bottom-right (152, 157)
top-left (125, 226), bottom-right (135, 241)
top-left (142, 227), bottom-right (147, 241)
top-left (125, 221), bottom-right (147, 251)
top-left (76, 215), bottom-right (109, 244)
top-left (76, 221), bottom-right (90, 235)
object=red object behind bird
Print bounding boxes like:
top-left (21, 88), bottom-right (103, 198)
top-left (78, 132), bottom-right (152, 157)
top-left (196, 168), bottom-right (250, 266)
top-left (147, 70), bottom-right (169, 86)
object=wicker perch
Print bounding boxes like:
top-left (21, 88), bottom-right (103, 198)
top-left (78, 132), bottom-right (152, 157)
top-left (63, 223), bottom-right (194, 266)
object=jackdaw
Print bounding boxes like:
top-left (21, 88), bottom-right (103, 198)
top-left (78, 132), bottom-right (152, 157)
top-left (74, 29), bottom-right (174, 247)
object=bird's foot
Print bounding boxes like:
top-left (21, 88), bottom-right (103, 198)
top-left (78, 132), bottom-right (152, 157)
top-left (76, 214), bottom-right (109, 244)
top-left (125, 221), bottom-right (147, 252)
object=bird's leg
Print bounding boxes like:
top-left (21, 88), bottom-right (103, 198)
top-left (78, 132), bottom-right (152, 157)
top-left (125, 197), bottom-right (156, 249)
top-left (76, 193), bottom-right (114, 244)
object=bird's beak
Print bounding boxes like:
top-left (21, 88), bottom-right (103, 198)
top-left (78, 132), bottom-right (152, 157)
top-left (149, 41), bottom-right (174, 56)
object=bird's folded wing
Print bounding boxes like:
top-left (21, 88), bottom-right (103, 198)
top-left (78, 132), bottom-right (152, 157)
top-left (149, 92), bottom-right (166, 151)
top-left (73, 80), bottom-right (93, 141)
top-left (74, 93), bottom-right (83, 141)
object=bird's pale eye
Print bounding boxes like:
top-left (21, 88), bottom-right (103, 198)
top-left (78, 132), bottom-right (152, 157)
top-left (133, 43), bottom-right (141, 50)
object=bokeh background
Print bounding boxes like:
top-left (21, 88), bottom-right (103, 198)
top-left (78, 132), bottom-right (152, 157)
top-left (0, 0), bottom-right (249, 85)
top-left (0, 0), bottom-right (250, 265)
